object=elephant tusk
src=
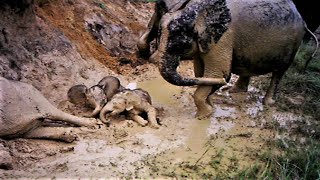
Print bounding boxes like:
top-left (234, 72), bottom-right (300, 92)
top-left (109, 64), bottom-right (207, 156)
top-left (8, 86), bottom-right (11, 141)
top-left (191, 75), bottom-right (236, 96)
top-left (194, 77), bottom-right (227, 85)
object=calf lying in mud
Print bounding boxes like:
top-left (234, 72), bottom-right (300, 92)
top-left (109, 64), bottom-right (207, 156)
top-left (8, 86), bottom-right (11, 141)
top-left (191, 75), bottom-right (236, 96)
top-left (68, 76), bottom-right (160, 129)
top-left (100, 88), bottom-right (160, 129)
top-left (0, 77), bottom-right (102, 143)
top-left (68, 76), bottom-right (124, 117)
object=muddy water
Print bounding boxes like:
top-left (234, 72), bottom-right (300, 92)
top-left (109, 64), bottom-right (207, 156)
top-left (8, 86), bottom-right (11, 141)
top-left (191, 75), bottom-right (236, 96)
top-left (0, 64), bottom-right (302, 179)
top-left (136, 75), bottom-right (271, 178)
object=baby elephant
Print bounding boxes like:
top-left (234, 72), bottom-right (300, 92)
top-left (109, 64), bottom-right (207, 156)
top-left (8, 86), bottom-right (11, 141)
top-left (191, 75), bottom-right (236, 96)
top-left (67, 84), bottom-right (107, 117)
top-left (100, 89), bottom-right (160, 129)
top-left (0, 77), bottom-right (102, 142)
top-left (67, 76), bottom-right (123, 117)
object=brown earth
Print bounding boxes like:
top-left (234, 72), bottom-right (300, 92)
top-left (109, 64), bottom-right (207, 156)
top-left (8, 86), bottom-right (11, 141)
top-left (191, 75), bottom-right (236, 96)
top-left (0, 0), bottom-right (315, 179)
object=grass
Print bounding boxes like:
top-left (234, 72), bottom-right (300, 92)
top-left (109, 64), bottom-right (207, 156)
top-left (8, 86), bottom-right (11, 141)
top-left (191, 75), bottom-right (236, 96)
top-left (235, 139), bottom-right (320, 180)
top-left (233, 41), bottom-right (320, 180)
top-left (277, 42), bottom-right (320, 120)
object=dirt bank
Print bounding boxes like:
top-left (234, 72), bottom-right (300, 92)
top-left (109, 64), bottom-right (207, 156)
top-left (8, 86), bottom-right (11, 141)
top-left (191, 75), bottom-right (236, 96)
top-left (0, 0), bottom-right (316, 179)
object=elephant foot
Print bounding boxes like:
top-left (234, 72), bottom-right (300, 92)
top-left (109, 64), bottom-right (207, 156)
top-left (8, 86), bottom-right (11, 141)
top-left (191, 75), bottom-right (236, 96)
top-left (60, 131), bottom-right (79, 143)
top-left (23, 127), bottom-right (79, 143)
top-left (263, 97), bottom-right (275, 106)
top-left (195, 105), bottom-right (213, 120)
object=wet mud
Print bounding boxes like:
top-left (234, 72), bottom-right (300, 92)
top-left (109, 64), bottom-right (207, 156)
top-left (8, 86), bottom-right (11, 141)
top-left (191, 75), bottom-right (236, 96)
top-left (0, 61), bottom-right (302, 179)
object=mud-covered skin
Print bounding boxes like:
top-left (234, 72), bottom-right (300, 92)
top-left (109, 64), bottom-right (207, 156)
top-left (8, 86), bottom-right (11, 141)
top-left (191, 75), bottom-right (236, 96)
top-left (153, 0), bottom-right (305, 118)
top-left (137, 0), bottom-right (191, 59)
top-left (67, 84), bottom-right (106, 117)
top-left (0, 77), bottom-right (101, 142)
top-left (85, 85), bottom-right (107, 117)
top-left (160, 0), bottom-right (231, 86)
top-left (97, 76), bottom-right (125, 101)
top-left (139, 0), bottom-right (318, 57)
top-left (67, 84), bottom-right (88, 106)
top-left (100, 89), bottom-right (160, 129)
top-left (67, 76), bottom-right (124, 117)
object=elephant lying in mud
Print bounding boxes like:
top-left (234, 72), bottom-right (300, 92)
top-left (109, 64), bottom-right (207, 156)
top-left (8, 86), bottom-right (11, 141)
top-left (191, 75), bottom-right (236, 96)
top-left (140, 0), bottom-right (308, 118)
top-left (67, 76), bottom-right (124, 117)
top-left (100, 89), bottom-right (160, 129)
top-left (0, 77), bottom-right (102, 142)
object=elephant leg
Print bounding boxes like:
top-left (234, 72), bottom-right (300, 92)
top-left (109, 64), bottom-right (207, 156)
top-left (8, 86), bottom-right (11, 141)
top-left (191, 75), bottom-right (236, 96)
top-left (194, 31), bottom-right (233, 118)
top-left (194, 55), bottom-right (204, 77)
top-left (46, 110), bottom-right (101, 129)
top-left (83, 105), bottom-right (102, 118)
top-left (23, 127), bottom-right (78, 143)
top-left (145, 106), bottom-right (160, 129)
top-left (194, 85), bottom-right (214, 119)
top-left (263, 71), bottom-right (285, 105)
top-left (229, 76), bottom-right (250, 93)
top-left (128, 113), bottom-right (148, 127)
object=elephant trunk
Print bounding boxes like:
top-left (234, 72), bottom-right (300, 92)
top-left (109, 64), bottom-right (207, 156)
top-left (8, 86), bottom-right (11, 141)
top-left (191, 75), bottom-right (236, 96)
top-left (159, 54), bottom-right (226, 86)
top-left (84, 103), bottom-right (102, 118)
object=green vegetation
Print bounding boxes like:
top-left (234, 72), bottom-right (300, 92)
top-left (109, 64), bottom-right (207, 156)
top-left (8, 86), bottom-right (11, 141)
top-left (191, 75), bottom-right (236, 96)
top-left (235, 139), bottom-right (320, 180)
top-left (277, 42), bottom-right (320, 120)
top-left (235, 41), bottom-right (320, 180)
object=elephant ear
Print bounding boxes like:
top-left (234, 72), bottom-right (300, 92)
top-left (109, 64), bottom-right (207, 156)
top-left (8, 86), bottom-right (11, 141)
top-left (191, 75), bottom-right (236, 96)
top-left (194, 2), bottom-right (232, 53)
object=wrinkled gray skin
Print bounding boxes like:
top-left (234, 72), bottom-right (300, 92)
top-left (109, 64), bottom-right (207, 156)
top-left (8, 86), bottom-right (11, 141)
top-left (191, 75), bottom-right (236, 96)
top-left (100, 89), bottom-right (160, 129)
top-left (97, 76), bottom-right (125, 101)
top-left (67, 76), bottom-right (123, 118)
top-left (68, 84), bottom-right (106, 117)
top-left (138, 0), bottom-right (318, 59)
top-left (0, 77), bottom-right (102, 142)
top-left (149, 0), bottom-right (305, 118)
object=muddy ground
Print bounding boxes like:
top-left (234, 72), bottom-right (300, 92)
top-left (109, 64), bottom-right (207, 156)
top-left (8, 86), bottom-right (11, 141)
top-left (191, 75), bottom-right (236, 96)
top-left (1, 61), bottom-right (307, 179)
top-left (0, 0), bottom-right (315, 179)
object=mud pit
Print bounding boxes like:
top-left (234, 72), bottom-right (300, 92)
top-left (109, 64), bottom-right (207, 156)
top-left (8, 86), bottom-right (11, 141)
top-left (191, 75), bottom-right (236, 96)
top-left (0, 61), bottom-right (302, 179)
top-left (0, 0), bottom-right (310, 178)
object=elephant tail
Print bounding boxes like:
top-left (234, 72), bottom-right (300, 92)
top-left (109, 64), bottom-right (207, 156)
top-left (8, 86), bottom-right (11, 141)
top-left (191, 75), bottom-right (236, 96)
top-left (303, 22), bottom-right (319, 72)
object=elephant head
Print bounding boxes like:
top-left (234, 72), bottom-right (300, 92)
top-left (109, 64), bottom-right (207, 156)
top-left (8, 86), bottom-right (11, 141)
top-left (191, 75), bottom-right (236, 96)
top-left (137, 0), bottom-right (192, 58)
top-left (151, 0), bottom-right (231, 86)
top-left (97, 76), bottom-right (125, 101)
top-left (67, 84), bottom-right (107, 117)
top-left (67, 76), bottom-right (124, 117)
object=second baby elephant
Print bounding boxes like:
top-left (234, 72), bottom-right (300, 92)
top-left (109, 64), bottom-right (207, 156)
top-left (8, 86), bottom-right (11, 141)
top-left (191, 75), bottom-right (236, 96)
top-left (99, 89), bottom-right (160, 129)
top-left (67, 76), bottom-right (124, 117)
top-left (147, 0), bottom-right (307, 118)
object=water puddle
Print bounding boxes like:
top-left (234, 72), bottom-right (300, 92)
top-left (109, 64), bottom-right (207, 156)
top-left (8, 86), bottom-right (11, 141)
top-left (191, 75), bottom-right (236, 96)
top-left (137, 76), bottom-right (182, 105)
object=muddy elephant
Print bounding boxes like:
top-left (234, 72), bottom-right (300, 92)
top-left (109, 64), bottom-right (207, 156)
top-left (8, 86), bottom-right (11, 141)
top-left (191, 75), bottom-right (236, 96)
top-left (67, 76), bottom-right (124, 117)
top-left (0, 77), bottom-right (102, 142)
top-left (99, 89), bottom-right (160, 129)
top-left (68, 84), bottom-right (107, 117)
top-left (146, 0), bottom-right (307, 118)
top-left (138, 0), bottom-right (319, 57)
top-left (137, 0), bottom-right (190, 59)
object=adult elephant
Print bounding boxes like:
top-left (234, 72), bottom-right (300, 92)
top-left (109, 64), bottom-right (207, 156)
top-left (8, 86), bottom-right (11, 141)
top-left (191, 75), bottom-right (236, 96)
top-left (144, 0), bottom-right (306, 118)
top-left (137, 0), bottom-right (191, 59)
top-left (138, 0), bottom-right (318, 57)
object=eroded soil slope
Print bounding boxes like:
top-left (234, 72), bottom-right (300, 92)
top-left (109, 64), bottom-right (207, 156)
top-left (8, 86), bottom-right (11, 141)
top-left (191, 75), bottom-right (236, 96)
top-left (0, 0), bottom-right (316, 179)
